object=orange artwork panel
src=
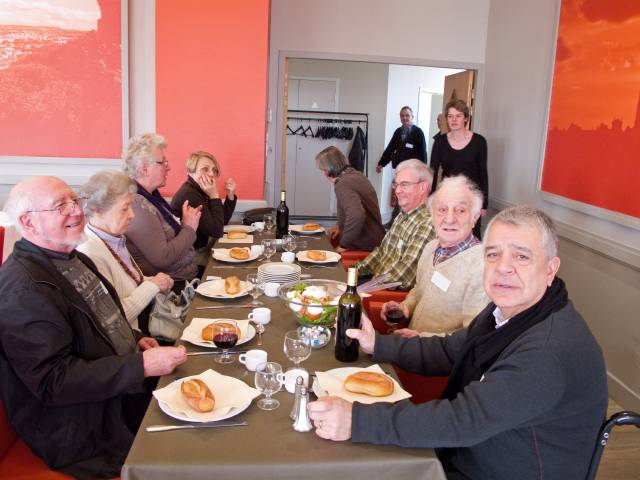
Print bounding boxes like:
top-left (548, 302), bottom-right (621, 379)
top-left (0, 0), bottom-right (123, 158)
top-left (542, 0), bottom-right (640, 218)
top-left (156, 0), bottom-right (269, 199)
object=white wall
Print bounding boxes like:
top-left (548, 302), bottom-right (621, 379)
top-left (481, 0), bottom-right (640, 410)
top-left (268, 0), bottom-right (491, 206)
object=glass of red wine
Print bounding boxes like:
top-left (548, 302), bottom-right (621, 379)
top-left (212, 320), bottom-right (239, 364)
top-left (385, 306), bottom-right (407, 334)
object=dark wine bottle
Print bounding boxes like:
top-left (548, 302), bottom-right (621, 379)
top-left (335, 267), bottom-right (361, 362)
top-left (276, 190), bottom-right (289, 239)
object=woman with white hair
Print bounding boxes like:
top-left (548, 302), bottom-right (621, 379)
top-left (77, 170), bottom-right (174, 331)
top-left (123, 133), bottom-right (202, 284)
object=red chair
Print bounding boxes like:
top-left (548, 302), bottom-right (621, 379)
top-left (329, 234), bottom-right (371, 271)
top-left (364, 292), bottom-right (448, 404)
top-left (0, 225), bottom-right (5, 265)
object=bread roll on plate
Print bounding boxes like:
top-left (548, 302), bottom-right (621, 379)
top-left (227, 230), bottom-right (247, 239)
top-left (181, 378), bottom-right (215, 412)
top-left (307, 250), bottom-right (327, 261)
top-left (303, 223), bottom-right (321, 231)
top-left (224, 276), bottom-right (241, 294)
top-left (344, 371), bottom-right (394, 397)
top-left (229, 247), bottom-right (250, 260)
top-left (202, 322), bottom-right (241, 341)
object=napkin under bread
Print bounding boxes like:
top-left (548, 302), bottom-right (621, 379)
top-left (315, 364), bottom-right (411, 404)
top-left (153, 369), bottom-right (260, 421)
top-left (218, 234), bottom-right (254, 244)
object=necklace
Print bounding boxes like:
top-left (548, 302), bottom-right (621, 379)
top-left (99, 237), bottom-right (144, 286)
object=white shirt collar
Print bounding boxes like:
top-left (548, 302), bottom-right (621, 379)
top-left (492, 307), bottom-right (511, 329)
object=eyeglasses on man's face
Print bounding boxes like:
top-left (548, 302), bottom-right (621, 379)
top-left (392, 180), bottom-right (423, 190)
top-left (26, 197), bottom-right (87, 216)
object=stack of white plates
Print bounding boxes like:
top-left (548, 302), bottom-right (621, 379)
top-left (257, 262), bottom-right (301, 284)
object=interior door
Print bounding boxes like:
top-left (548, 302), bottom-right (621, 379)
top-left (442, 70), bottom-right (476, 128)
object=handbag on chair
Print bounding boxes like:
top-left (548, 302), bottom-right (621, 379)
top-left (148, 278), bottom-right (199, 341)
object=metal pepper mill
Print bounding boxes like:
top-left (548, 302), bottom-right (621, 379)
top-left (292, 386), bottom-right (313, 432)
top-left (289, 376), bottom-right (304, 420)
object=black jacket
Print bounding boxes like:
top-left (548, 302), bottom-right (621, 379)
top-left (378, 124), bottom-right (427, 169)
top-left (0, 239), bottom-right (147, 478)
top-left (170, 177), bottom-right (237, 249)
top-left (348, 126), bottom-right (367, 172)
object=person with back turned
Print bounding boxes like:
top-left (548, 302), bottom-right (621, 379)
top-left (309, 206), bottom-right (607, 480)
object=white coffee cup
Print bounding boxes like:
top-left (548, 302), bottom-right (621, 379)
top-left (248, 307), bottom-right (271, 325)
top-left (264, 282), bottom-right (279, 297)
top-left (252, 221), bottom-right (265, 232)
top-left (281, 251), bottom-right (295, 263)
top-left (284, 368), bottom-right (309, 393)
top-left (250, 245), bottom-right (264, 257)
top-left (238, 349), bottom-right (268, 371)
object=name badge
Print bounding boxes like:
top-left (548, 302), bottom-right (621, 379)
top-left (431, 271), bottom-right (451, 292)
top-left (405, 143), bottom-right (414, 149)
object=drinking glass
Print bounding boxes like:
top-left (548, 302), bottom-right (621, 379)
top-left (254, 362), bottom-right (285, 410)
top-left (264, 213), bottom-right (275, 234)
top-left (283, 330), bottom-right (311, 369)
top-left (283, 234), bottom-right (297, 253)
top-left (261, 239), bottom-right (276, 262)
top-left (245, 273), bottom-right (263, 301)
top-left (212, 320), bottom-right (239, 364)
top-left (385, 305), bottom-right (407, 334)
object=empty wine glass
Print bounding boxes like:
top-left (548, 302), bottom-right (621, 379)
top-left (283, 330), bottom-right (311, 370)
top-left (245, 273), bottom-right (264, 301)
top-left (212, 320), bottom-right (239, 364)
top-left (264, 213), bottom-right (275, 234)
top-left (283, 234), bottom-right (297, 253)
top-left (254, 362), bottom-right (285, 410)
top-left (261, 239), bottom-right (276, 262)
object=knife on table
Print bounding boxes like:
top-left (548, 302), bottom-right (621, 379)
top-left (146, 421), bottom-right (248, 432)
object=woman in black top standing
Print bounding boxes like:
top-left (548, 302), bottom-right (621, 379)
top-left (430, 99), bottom-right (488, 238)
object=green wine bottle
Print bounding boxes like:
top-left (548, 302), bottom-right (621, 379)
top-left (335, 267), bottom-right (361, 362)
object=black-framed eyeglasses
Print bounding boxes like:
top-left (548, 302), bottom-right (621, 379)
top-left (391, 180), bottom-right (423, 190)
top-left (26, 197), bottom-right (87, 216)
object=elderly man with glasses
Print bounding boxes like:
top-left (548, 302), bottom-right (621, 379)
top-left (356, 159), bottom-right (436, 290)
top-left (0, 176), bottom-right (187, 478)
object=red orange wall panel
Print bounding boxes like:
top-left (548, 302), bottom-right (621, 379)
top-left (156, 0), bottom-right (270, 199)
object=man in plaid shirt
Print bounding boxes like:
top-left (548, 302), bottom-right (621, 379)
top-left (357, 159), bottom-right (435, 290)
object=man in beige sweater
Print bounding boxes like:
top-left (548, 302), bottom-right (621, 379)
top-left (382, 175), bottom-right (489, 337)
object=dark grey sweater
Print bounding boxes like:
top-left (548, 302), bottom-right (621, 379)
top-left (351, 302), bottom-right (607, 479)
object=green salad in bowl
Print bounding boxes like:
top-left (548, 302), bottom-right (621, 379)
top-left (278, 279), bottom-right (345, 327)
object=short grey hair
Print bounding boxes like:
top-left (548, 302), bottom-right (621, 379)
top-left (395, 159), bottom-right (433, 186)
top-left (485, 206), bottom-right (559, 260)
top-left (123, 132), bottom-right (167, 179)
top-left (3, 185), bottom-right (34, 233)
top-left (315, 146), bottom-right (348, 178)
top-left (80, 170), bottom-right (136, 218)
top-left (428, 175), bottom-right (483, 217)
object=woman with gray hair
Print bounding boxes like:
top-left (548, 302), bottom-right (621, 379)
top-left (123, 133), bottom-right (202, 284)
top-left (77, 170), bottom-right (174, 331)
top-left (316, 146), bottom-right (384, 252)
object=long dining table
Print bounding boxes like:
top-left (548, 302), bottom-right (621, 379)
top-left (121, 229), bottom-right (445, 480)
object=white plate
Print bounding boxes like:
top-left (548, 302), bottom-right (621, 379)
top-left (258, 262), bottom-right (301, 275)
top-left (296, 250), bottom-right (341, 264)
top-left (223, 225), bottom-right (255, 233)
top-left (289, 224), bottom-right (325, 235)
top-left (212, 248), bottom-right (260, 263)
top-left (181, 318), bottom-right (256, 348)
top-left (155, 371), bottom-right (257, 422)
top-left (196, 279), bottom-right (251, 299)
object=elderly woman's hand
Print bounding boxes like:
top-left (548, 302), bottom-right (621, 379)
top-left (224, 178), bottom-right (236, 200)
top-left (150, 272), bottom-right (173, 293)
top-left (308, 396), bottom-right (353, 441)
top-left (181, 200), bottom-right (202, 231)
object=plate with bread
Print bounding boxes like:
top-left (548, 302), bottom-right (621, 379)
top-left (296, 250), bottom-right (341, 264)
top-left (212, 247), bottom-right (259, 263)
top-left (196, 276), bottom-right (251, 299)
top-left (223, 225), bottom-right (255, 234)
top-left (289, 223), bottom-right (325, 235)
top-left (313, 364), bottom-right (411, 404)
top-left (181, 318), bottom-right (256, 348)
top-left (153, 369), bottom-right (260, 422)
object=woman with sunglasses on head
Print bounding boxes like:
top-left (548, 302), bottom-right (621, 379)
top-left (430, 99), bottom-right (488, 238)
top-left (170, 151), bottom-right (237, 264)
